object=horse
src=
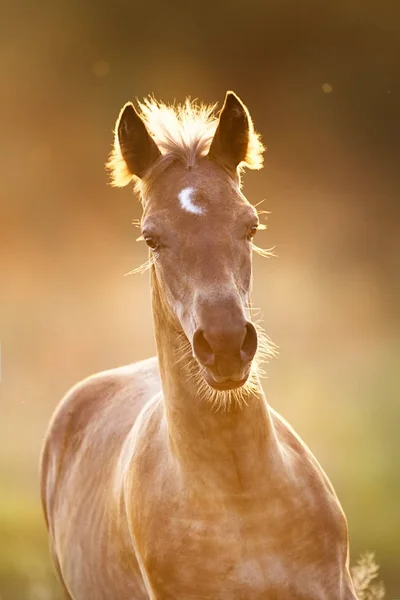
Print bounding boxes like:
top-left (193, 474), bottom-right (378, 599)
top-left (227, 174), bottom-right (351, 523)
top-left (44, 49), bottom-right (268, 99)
top-left (40, 91), bottom-right (358, 599)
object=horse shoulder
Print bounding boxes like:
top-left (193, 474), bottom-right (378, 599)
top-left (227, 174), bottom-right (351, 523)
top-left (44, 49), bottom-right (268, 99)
top-left (40, 357), bottom-right (160, 528)
top-left (271, 406), bottom-right (350, 548)
top-left (271, 407), bottom-right (341, 494)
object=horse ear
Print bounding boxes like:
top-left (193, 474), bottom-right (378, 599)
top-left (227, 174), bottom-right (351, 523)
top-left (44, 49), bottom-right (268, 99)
top-left (208, 91), bottom-right (253, 172)
top-left (107, 102), bottom-right (161, 185)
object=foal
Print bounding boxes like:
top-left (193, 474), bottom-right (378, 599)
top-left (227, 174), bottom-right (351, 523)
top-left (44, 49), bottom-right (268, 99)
top-left (41, 92), bottom-right (357, 599)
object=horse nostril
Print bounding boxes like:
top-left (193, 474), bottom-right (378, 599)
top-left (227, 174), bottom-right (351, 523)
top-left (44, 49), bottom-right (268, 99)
top-left (193, 329), bottom-right (215, 367)
top-left (240, 322), bottom-right (258, 363)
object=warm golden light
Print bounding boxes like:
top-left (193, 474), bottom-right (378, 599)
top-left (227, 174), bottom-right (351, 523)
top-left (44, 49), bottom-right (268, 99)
top-left (0, 0), bottom-right (398, 597)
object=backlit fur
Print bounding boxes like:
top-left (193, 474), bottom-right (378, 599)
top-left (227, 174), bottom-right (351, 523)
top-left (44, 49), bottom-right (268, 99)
top-left (106, 95), bottom-right (265, 194)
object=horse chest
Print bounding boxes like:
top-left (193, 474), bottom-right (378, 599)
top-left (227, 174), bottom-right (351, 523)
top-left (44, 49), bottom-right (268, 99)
top-left (138, 493), bottom-right (345, 600)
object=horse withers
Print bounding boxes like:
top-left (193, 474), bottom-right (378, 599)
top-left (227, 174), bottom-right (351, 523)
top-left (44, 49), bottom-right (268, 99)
top-left (40, 91), bottom-right (358, 599)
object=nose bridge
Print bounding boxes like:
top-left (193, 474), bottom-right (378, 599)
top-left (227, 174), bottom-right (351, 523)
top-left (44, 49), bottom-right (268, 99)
top-left (196, 287), bottom-right (247, 353)
top-left (192, 285), bottom-right (258, 380)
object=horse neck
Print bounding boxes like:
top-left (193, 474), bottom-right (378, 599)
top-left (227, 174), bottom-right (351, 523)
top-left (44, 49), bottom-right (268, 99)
top-left (150, 267), bottom-right (280, 488)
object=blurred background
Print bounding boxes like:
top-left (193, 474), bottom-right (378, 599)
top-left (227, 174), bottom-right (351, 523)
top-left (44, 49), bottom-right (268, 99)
top-left (0, 0), bottom-right (399, 597)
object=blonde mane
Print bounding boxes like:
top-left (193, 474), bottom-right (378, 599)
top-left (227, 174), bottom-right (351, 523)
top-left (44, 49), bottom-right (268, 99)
top-left (106, 96), bottom-right (265, 191)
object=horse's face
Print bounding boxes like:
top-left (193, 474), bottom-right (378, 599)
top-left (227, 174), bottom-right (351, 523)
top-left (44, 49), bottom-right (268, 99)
top-left (109, 92), bottom-right (264, 391)
top-left (142, 160), bottom-right (259, 390)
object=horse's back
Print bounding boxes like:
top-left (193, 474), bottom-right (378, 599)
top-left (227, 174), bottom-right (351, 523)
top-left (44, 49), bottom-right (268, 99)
top-left (40, 357), bottom-right (160, 599)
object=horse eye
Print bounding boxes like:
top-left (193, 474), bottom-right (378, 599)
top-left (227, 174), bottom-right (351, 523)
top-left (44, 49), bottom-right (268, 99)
top-left (247, 225), bottom-right (258, 240)
top-left (144, 236), bottom-right (159, 250)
